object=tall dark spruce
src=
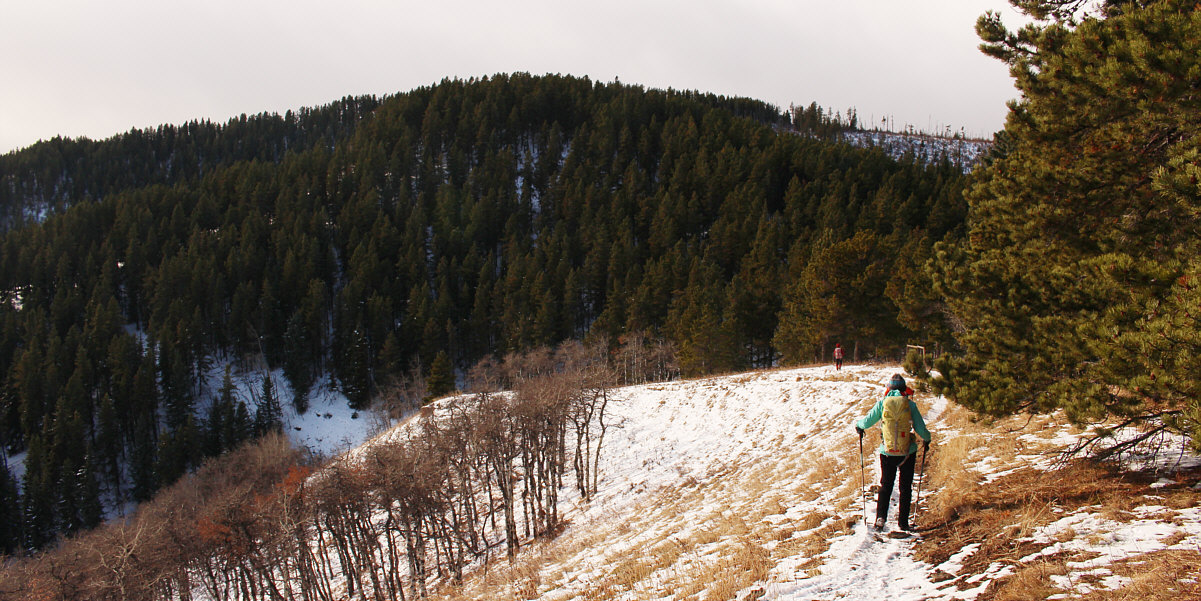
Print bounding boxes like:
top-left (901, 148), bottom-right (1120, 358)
top-left (932, 0), bottom-right (1201, 453)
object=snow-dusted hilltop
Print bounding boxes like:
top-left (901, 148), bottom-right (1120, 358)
top-left (843, 129), bottom-right (992, 172)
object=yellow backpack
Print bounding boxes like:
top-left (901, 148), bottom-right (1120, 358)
top-left (881, 391), bottom-right (912, 454)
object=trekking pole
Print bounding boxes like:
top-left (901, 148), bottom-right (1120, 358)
top-left (914, 442), bottom-right (929, 519)
top-left (858, 431), bottom-right (868, 527)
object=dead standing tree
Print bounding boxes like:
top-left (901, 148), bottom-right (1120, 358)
top-left (470, 390), bottom-right (522, 559)
top-left (418, 400), bottom-right (484, 584)
top-left (554, 341), bottom-right (616, 501)
top-left (512, 376), bottom-right (570, 539)
top-left (580, 379), bottom-right (612, 501)
top-left (310, 460), bottom-right (378, 600)
top-left (369, 439), bottom-right (437, 601)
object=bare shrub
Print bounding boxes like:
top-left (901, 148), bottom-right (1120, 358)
top-left (371, 364), bottom-right (428, 431)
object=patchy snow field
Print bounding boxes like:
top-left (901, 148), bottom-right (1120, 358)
top-left (425, 364), bottom-right (1201, 601)
top-left (206, 365), bottom-right (377, 459)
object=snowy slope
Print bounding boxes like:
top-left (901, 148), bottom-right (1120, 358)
top-left (159, 361), bottom-right (1201, 600)
top-left (583, 365), bottom-right (946, 601)
top-left (201, 363), bottom-right (377, 459)
top-left (416, 364), bottom-right (943, 600)
top-left (541, 364), bottom-right (948, 601)
top-left (433, 364), bottom-right (1201, 601)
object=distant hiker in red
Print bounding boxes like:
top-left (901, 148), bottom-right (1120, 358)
top-left (855, 374), bottom-right (931, 532)
top-left (833, 344), bottom-right (843, 370)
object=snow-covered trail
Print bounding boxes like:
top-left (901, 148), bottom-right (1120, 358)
top-left (522, 364), bottom-right (962, 601)
top-left (771, 525), bottom-right (947, 600)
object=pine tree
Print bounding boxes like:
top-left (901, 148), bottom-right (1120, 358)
top-left (933, 0), bottom-right (1201, 448)
top-left (0, 458), bottom-right (19, 553)
top-left (377, 330), bottom-right (406, 380)
top-left (426, 350), bottom-right (455, 401)
top-left (884, 232), bottom-right (953, 352)
top-left (128, 413), bottom-right (159, 503)
top-left (725, 216), bottom-right (786, 366)
top-left (73, 448), bottom-right (103, 532)
top-left (339, 325), bottom-right (373, 410)
top-left (774, 231), bottom-right (897, 364)
top-left (668, 260), bottom-right (740, 376)
top-left (228, 399), bottom-right (252, 449)
top-left (0, 77), bottom-right (995, 551)
top-left (156, 417), bottom-right (199, 488)
top-left (282, 310), bottom-right (314, 414)
top-left (13, 340), bottom-right (47, 447)
top-left (95, 394), bottom-right (123, 496)
top-left (127, 345), bottom-right (161, 501)
top-left (206, 365), bottom-right (239, 455)
top-left (253, 374), bottom-right (282, 435)
top-left (51, 404), bottom-right (92, 534)
top-left (21, 433), bottom-right (55, 549)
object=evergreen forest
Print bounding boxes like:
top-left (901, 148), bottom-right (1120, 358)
top-left (0, 73), bottom-right (971, 552)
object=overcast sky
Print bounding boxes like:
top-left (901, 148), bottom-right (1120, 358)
top-left (1, 0), bottom-right (1026, 154)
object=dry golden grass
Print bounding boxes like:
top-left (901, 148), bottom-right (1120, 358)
top-left (917, 451), bottom-right (1130, 573)
top-left (759, 495), bottom-right (788, 518)
top-left (512, 561), bottom-right (543, 600)
top-left (1052, 526), bottom-right (1077, 544)
top-left (1015, 500), bottom-right (1057, 539)
top-left (1075, 550), bottom-right (1201, 600)
top-left (482, 444), bottom-right (818, 601)
top-left (1159, 487), bottom-right (1201, 510)
top-left (742, 465), bottom-right (776, 498)
top-left (922, 434), bottom-right (986, 526)
top-left (712, 540), bottom-right (774, 600)
top-left (768, 512), bottom-right (857, 583)
top-left (913, 398), bottom-right (1201, 601)
top-left (823, 372), bottom-right (861, 383)
top-left (654, 537), bottom-right (776, 601)
top-left (564, 439), bottom-right (856, 600)
top-left (795, 510), bottom-right (829, 533)
top-left (988, 559), bottom-right (1070, 601)
top-left (442, 513), bottom-right (629, 601)
top-left (609, 558), bottom-right (655, 590)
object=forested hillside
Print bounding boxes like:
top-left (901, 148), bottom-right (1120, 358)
top-left (0, 96), bottom-right (380, 230)
top-left (0, 73), bottom-right (969, 551)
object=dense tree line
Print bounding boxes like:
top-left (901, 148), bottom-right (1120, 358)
top-left (789, 102), bottom-right (858, 139)
top-left (0, 343), bottom-right (615, 601)
top-left (0, 73), bottom-right (969, 551)
top-left (0, 96), bottom-right (379, 231)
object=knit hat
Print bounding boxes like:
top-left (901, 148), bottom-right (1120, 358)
top-left (888, 374), bottom-right (906, 391)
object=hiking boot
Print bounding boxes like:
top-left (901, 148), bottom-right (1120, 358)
top-left (873, 517), bottom-right (886, 531)
top-left (898, 521), bottom-right (910, 532)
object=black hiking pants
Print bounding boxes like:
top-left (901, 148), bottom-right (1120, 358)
top-left (877, 452), bottom-right (917, 528)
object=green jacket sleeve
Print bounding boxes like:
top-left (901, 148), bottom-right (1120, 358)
top-left (855, 400), bottom-right (884, 430)
top-left (910, 400), bottom-right (931, 442)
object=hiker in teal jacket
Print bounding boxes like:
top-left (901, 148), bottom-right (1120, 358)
top-left (855, 374), bottom-right (931, 532)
